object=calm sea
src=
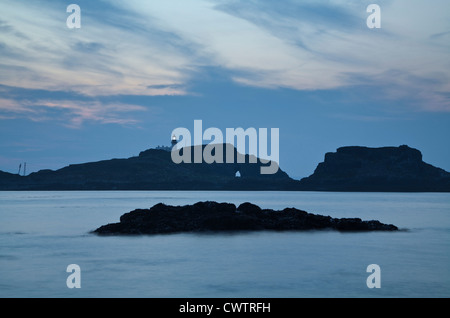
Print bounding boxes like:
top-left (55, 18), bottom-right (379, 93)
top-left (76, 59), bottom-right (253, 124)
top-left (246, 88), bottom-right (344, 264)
top-left (0, 191), bottom-right (449, 298)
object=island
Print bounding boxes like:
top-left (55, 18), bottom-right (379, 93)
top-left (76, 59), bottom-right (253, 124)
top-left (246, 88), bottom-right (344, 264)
top-left (0, 144), bottom-right (297, 191)
top-left (1, 144), bottom-right (449, 192)
top-left (92, 201), bottom-right (399, 235)
top-left (298, 145), bottom-right (450, 192)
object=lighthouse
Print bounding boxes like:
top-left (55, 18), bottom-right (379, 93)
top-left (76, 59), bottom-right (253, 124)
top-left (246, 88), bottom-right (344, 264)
top-left (171, 134), bottom-right (177, 149)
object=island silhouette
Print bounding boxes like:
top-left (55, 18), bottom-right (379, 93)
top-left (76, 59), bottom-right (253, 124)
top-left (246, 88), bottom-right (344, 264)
top-left (0, 144), bottom-right (449, 192)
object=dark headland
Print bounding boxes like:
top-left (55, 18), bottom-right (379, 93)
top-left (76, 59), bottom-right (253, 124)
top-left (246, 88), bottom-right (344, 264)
top-left (0, 144), bottom-right (296, 191)
top-left (92, 201), bottom-right (399, 235)
top-left (1, 144), bottom-right (449, 192)
top-left (297, 145), bottom-right (450, 192)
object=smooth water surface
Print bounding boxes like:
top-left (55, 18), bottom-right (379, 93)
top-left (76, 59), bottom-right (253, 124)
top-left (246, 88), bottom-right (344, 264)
top-left (0, 191), bottom-right (449, 297)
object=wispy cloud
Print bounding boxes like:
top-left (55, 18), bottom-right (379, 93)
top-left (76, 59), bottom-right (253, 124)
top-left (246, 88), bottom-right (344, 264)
top-left (0, 0), bottom-right (449, 115)
top-left (0, 96), bottom-right (147, 128)
top-left (0, 0), bottom-right (192, 97)
top-left (108, 0), bottom-right (449, 110)
top-left (208, 0), bottom-right (450, 110)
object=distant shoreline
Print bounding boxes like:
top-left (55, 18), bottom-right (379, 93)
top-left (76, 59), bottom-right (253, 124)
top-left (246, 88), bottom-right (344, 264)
top-left (1, 189), bottom-right (450, 193)
top-left (1, 144), bottom-right (449, 192)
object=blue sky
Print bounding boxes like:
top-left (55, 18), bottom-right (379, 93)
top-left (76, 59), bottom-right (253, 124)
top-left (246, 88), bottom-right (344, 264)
top-left (1, 0), bottom-right (449, 179)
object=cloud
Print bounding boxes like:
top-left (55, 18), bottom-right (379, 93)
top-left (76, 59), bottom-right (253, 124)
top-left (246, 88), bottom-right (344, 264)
top-left (0, 95), bottom-right (148, 128)
top-left (0, 0), bottom-right (449, 114)
top-left (109, 0), bottom-right (449, 110)
top-left (0, 0), bottom-right (192, 97)
top-left (209, 0), bottom-right (450, 110)
top-left (0, 18), bottom-right (29, 39)
top-left (0, 97), bottom-right (41, 116)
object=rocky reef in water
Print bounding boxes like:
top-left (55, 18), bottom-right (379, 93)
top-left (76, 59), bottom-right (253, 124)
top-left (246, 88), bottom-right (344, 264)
top-left (92, 201), bottom-right (399, 235)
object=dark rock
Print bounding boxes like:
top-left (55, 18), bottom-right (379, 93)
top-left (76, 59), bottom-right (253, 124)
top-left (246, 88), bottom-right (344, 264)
top-left (0, 144), bottom-right (297, 191)
top-left (2, 144), bottom-right (448, 192)
top-left (92, 201), bottom-right (399, 235)
top-left (298, 145), bottom-right (450, 192)
top-left (237, 202), bottom-right (262, 214)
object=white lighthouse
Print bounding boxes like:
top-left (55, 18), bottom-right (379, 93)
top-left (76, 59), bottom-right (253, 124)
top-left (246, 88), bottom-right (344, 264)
top-left (171, 134), bottom-right (177, 149)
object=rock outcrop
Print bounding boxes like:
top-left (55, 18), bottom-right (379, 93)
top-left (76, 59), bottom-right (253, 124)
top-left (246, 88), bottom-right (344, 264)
top-left (298, 145), bottom-right (450, 192)
top-left (0, 144), bottom-right (297, 190)
top-left (92, 201), bottom-right (399, 235)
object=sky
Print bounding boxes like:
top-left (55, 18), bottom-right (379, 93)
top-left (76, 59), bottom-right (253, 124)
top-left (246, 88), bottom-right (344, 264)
top-left (0, 0), bottom-right (449, 179)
